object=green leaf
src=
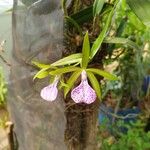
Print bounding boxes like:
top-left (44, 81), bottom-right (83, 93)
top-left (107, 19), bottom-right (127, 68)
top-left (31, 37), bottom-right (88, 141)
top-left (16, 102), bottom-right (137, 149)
top-left (61, 0), bottom-right (68, 16)
top-left (35, 71), bottom-right (49, 79)
top-left (103, 37), bottom-right (141, 50)
top-left (71, 6), bottom-right (93, 24)
top-left (128, 11), bottom-right (145, 31)
top-left (87, 71), bottom-right (101, 100)
top-left (64, 70), bottom-right (82, 97)
top-left (49, 67), bottom-right (81, 75)
top-left (90, 1), bottom-right (118, 59)
top-left (65, 16), bottom-right (83, 36)
top-left (59, 78), bottom-right (69, 90)
top-left (51, 53), bottom-right (82, 67)
top-left (86, 68), bottom-right (118, 80)
top-left (93, 0), bottom-right (105, 16)
top-left (32, 61), bottom-right (51, 69)
top-left (81, 31), bottom-right (90, 68)
top-left (33, 68), bottom-right (50, 80)
top-left (126, 0), bottom-right (150, 27)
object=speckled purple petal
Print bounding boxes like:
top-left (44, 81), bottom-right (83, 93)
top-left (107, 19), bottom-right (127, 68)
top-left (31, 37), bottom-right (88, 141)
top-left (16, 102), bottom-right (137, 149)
top-left (40, 76), bottom-right (59, 101)
top-left (71, 71), bottom-right (96, 104)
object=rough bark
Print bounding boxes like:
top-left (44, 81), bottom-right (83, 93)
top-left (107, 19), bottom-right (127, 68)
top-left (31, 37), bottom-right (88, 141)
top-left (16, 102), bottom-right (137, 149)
top-left (64, 99), bottom-right (100, 150)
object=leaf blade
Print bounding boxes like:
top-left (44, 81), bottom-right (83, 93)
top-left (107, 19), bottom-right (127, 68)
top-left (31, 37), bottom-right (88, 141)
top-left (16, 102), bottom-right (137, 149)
top-left (64, 70), bottom-right (82, 97)
top-left (87, 68), bottom-right (118, 80)
top-left (93, 0), bottom-right (105, 16)
top-left (82, 31), bottom-right (90, 68)
top-left (32, 61), bottom-right (51, 69)
top-left (87, 71), bottom-right (101, 100)
top-left (127, 0), bottom-right (150, 27)
top-left (103, 37), bottom-right (141, 50)
top-left (49, 67), bottom-right (81, 75)
top-left (90, 1), bottom-right (118, 59)
top-left (51, 53), bottom-right (82, 67)
top-left (33, 67), bottom-right (50, 80)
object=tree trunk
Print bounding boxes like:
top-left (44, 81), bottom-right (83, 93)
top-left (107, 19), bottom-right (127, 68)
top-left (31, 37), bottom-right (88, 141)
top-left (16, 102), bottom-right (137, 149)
top-left (65, 99), bottom-right (100, 150)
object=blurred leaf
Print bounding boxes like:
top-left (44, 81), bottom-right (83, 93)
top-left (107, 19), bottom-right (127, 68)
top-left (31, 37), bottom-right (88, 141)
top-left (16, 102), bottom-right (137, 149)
top-left (99, 3), bottom-right (113, 17)
top-left (35, 71), bottom-right (49, 79)
top-left (116, 17), bottom-right (127, 37)
top-left (59, 78), bottom-right (69, 90)
top-left (33, 67), bottom-right (50, 80)
top-left (128, 11), bottom-right (145, 31)
top-left (0, 68), bottom-right (7, 103)
top-left (65, 16), bottom-right (83, 36)
top-left (71, 6), bottom-right (93, 24)
top-left (71, 3), bottom-right (112, 24)
top-left (90, 4), bottom-right (116, 59)
top-left (86, 68), bottom-right (118, 80)
top-left (93, 0), bottom-right (105, 16)
top-left (104, 37), bottom-right (141, 50)
top-left (87, 71), bottom-right (101, 100)
top-left (49, 67), bottom-right (81, 75)
top-left (51, 53), bottom-right (82, 67)
top-left (32, 61), bottom-right (51, 69)
top-left (127, 0), bottom-right (150, 27)
top-left (64, 70), bottom-right (82, 97)
top-left (107, 18), bottom-right (127, 55)
top-left (81, 31), bottom-right (90, 68)
top-left (61, 0), bottom-right (68, 15)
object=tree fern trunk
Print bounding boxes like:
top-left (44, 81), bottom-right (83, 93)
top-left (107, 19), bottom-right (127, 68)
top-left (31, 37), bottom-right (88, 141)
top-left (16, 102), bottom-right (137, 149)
top-left (65, 99), bottom-right (99, 150)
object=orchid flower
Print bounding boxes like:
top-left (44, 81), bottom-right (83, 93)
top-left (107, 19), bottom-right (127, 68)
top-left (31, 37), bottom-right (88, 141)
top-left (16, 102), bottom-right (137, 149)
top-left (40, 76), bottom-right (59, 101)
top-left (71, 70), bottom-right (96, 104)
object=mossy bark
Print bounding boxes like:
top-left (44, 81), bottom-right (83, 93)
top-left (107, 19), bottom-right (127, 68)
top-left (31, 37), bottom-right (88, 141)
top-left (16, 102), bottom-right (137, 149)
top-left (64, 100), bottom-right (100, 150)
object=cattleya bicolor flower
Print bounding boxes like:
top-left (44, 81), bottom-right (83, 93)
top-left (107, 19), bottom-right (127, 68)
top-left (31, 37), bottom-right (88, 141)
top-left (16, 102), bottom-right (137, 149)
top-left (40, 76), bottom-right (59, 101)
top-left (71, 70), bottom-right (96, 104)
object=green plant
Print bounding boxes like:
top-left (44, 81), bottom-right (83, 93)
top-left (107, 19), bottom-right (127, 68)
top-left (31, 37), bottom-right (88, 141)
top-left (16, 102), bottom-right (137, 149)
top-left (102, 0), bottom-right (150, 103)
top-left (0, 67), bottom-right (7, 105)
top-left (100, 120), bottom-right (150, 150)
top-left (33, 0), bottom-right (150, 105)
top-left (33, 31), bottom-right (118, 103)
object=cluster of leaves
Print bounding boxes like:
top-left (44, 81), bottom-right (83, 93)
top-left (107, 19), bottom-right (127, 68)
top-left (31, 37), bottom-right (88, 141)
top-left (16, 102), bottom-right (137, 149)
top-left (99, 120), bottom-right (150, 150)
top-left (0, 67), bottom-right (7, 105)
top-left (33, 32), bottom-right (118, 99)
top-left (102, 0), bottom-right (150, 102)
top-left (33, 0), bottom-right (150, 102)
top-left (32, 0), bottom-right (127, 100)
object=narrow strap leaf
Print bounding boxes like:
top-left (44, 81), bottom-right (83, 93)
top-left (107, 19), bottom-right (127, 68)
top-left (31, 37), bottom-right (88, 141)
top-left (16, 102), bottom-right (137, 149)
top-left (93, 0), bottom-right (105, 17)
top-left (61, 0), bottom-right (68, 16)
top-left (87, 71), bottom-right (101, 100)
top-left (32, 61), bottom-right (51, 69)
top-left (51, 53), bottom-right (82, 67)
top-left (71, 6), bottom-right (93, 24)
top-left (49, 67), bottom-right (81, 75)
top-left (127, 0), bottom-right (150, 27)
top-left (64, 70), bottom-right (82, 97)
top-left (81, 31), bottom-right (90, 68)
top-left (33, 67), bottom-right (50, 80)
top-left (86, 68), bottom-right (118, 80)
top-left (104, 37), bottom-right (141, 50)
top-left (90, 0), bottom-right (119, 59)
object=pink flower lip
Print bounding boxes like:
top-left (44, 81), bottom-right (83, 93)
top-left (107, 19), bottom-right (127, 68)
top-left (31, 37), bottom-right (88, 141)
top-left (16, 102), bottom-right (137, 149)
top-left (71, 70), bottom-right (96, 104)
top-left (40, 76), bottom-right (59, 101)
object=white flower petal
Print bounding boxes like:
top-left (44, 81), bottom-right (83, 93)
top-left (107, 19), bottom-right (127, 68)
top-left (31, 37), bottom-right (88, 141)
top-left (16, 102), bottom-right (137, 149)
top-left (71, 70), bottom-right (96, 104)
top-left (40, 85), bottom-right (58, 101)
top-left (40, 76), bottom-right (59, 102)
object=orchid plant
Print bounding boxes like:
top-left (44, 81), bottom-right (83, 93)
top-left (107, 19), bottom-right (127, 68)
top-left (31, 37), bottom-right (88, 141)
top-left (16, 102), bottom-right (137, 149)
top-left (33, 31), bottom-right (118, 104)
